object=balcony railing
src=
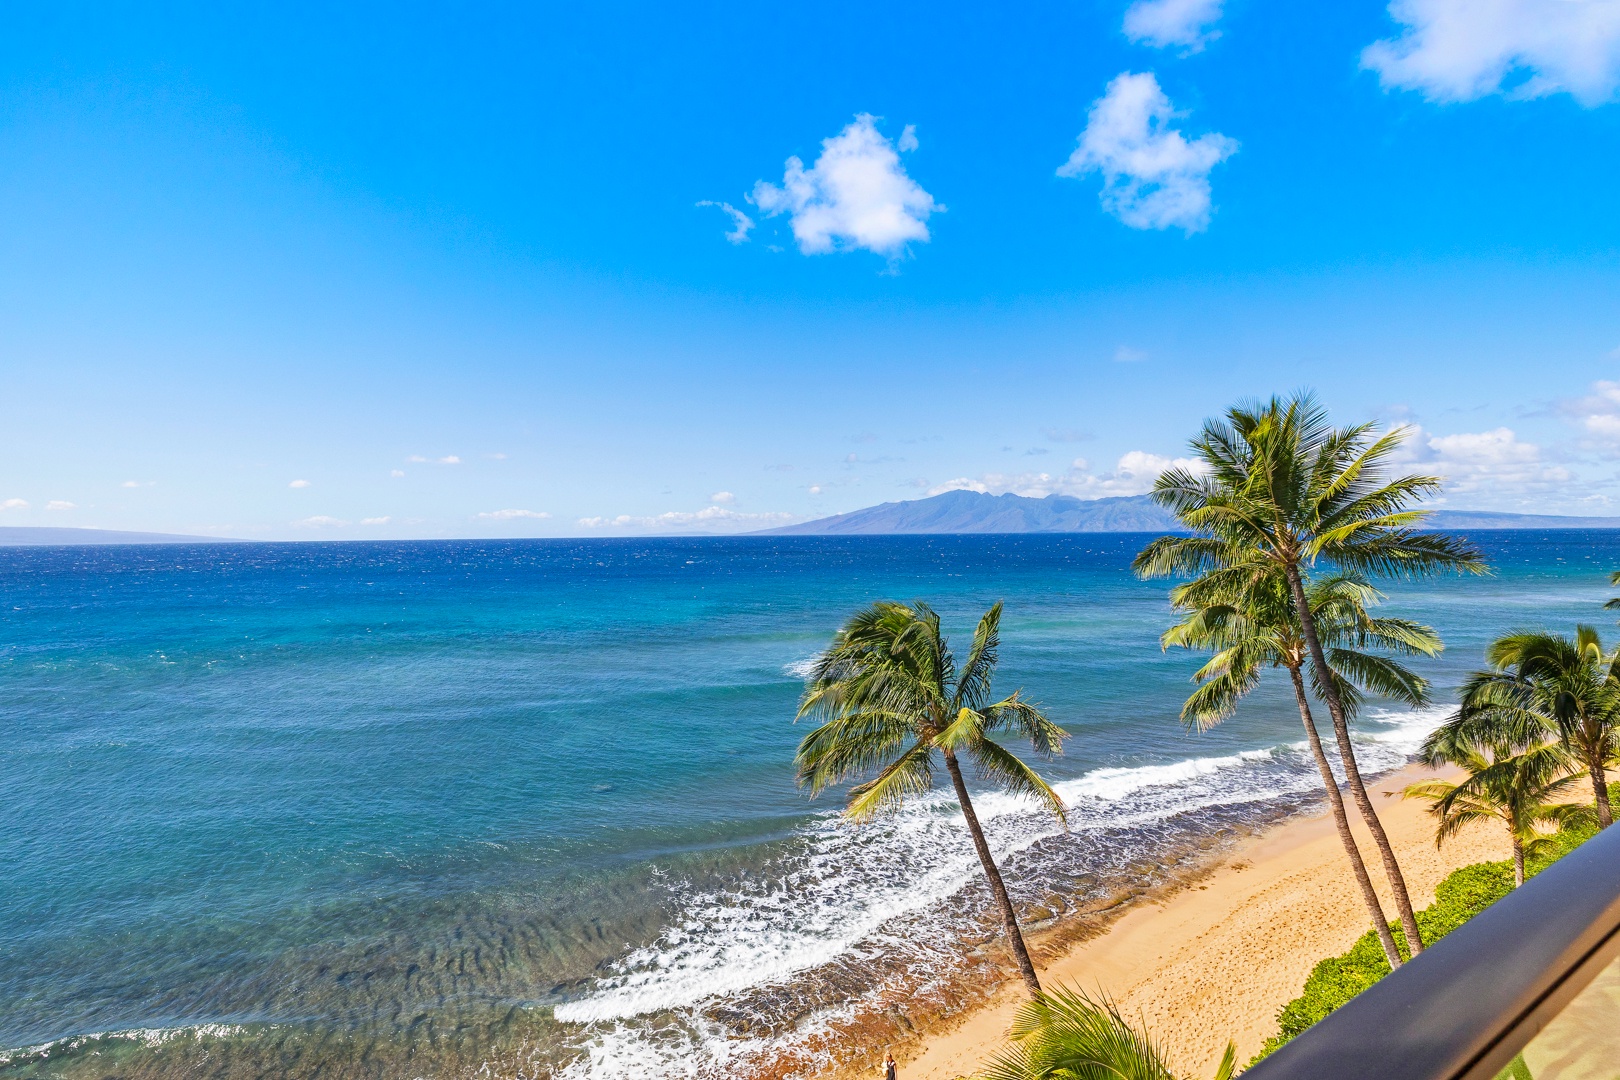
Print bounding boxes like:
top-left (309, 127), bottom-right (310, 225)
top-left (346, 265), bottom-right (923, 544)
top-left (1243, 818), bottom-right (1620, 1080)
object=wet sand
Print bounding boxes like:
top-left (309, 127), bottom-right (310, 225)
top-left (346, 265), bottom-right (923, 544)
top-left (840, 762), bottom-right (1504, 1080)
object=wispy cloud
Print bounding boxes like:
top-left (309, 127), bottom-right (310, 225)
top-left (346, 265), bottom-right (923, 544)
top-left (751, 114), bottom-right (939, 259)
top-left (289, 479), bottom-right (312, 489)
top-left (391, 469), bottom-right (406, 478)
top-left (709, 491), bottom-right (736, 504)
top-left (1, 498), bottom-right (28, 510)
top-left (928, 449), bottom-right (1206, 499)
top-left (1362, 0), bottom-right (1620, 105)
top-left (477, 508), bottom-right (551, 520)
top-left (1043, 428), bottom-right (1094, 443)
top-left (1557, 380), bottom-right (1620, 448)
top-left (293, 515), bottom-right (348, 528)
top-left (1059, 72), bottom-right (1238, 233)
top-left (697, 200), bottom-right (755, 244)
top-left (361, 516), bottom-right (392, 525)
top-left (46, 500), bottom-right (76, 511)
top-left (1124, 0), bottom-right (1224, 52)
top-left (1113, 345), bottom-right (1149, 362)
top-left (120, 480), bottom-right (154, 489)
top-left (407, 455), bottom-right (462, 465)
top-left (1395, 424), bottom-right (1571, 495)
top-left (578, 506), bottom-right (796, 532)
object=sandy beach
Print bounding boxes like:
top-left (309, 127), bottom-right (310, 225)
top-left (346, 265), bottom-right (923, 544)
top-left (859, 762), bottom-right (1504, 1080)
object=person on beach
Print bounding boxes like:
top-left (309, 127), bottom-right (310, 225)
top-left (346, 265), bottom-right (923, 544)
top-left (883, 1050), bottom-right (897, 1080)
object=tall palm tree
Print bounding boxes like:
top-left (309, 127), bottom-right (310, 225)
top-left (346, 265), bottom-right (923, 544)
top-left (1447, 627), bottom-right (1620, 828)
top-left (1405, 736), bottom-right (1591, 886)
top-left (1163, 567), bottom-right (1440, 967)
top-left (795, 600), bottom-right (1068, 997)
top-left (979, 984), bottom-right (1235, 1080)
top-left (1134, 392), bottom-right (1485, 956)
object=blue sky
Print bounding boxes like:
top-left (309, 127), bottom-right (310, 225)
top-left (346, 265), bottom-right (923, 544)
top-left (4, 0), bottom-right (1620, 538)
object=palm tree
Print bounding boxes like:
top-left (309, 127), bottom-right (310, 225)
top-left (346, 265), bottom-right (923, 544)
top-left (1405, 736), bottom-right (1591, 886)
top-left (1447, 627), bottom-right (1620, 828)
top-left (979, 984), bottom-right (1235, 1080)
top-left (1163, 566), bottom-right (1440, 968)
top-left (796, 600), bottom-right (1068, 997)
top-left (1134, 392), bottom-right (1485, 956)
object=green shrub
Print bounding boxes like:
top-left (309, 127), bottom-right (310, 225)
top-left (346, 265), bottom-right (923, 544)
top-left (1249, 790), bottom-right (1610, 1066)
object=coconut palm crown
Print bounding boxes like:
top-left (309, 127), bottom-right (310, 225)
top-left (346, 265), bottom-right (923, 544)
top-left (1406, 735), bottom-right (1592, 886)
top-left (1133, 392), bottom-right (1486, 956)
top-left (1445, 626), bottom-right (1620, 829)
top-left (978, 984), bottom-right (1236, 1080)
top-left (795, 600), bottom-right (1068, 997)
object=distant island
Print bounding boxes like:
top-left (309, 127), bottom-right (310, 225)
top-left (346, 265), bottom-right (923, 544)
top-left (758, 491), bottom-right (1620, 535)
top-left (0, 527), bottom-right (240, 546)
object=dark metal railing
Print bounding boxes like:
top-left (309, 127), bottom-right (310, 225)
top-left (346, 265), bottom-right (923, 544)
top-left (1243, 820), bottom-right (1620, 1080)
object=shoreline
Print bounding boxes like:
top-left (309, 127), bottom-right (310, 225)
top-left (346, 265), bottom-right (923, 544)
top-left (824, 761), bottom-right (1501, 1080)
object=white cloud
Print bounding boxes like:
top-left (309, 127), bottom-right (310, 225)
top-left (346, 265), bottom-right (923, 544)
top-left (121, 480), bottom-right (143, 488)
top-left (361, 516), bottom-right (392, 525)
top-left (577, 506), bottom-right (796, 532)
top-left (1558, 380), bottom-right (1620, 445)
top-left (1, 498), bottom-right (28, 510)
top-left (391, 469), bottom-right (406, 478)
top-left (1124, 0), bottom-right (1224, 52)
top-left (294, 515), bottom-right (348, 528)
top-left (486, 452), bottom-right (508, 460)
top-left (927, 450), bottom-right (1206, 499)
top-left (477, 508), bottom-right (552, 520)
top-left (407, 454), bottom-right (461, 465)
top-left (1362, 0), bottom-right (1620, 106)
top-left (710, 491), bottom-right (736, 504)
top-left (289, 479), bottom-right (311, 489)
top-left (1397, 424), bottom-right (1571, 493)
top-left (809, 485), bottom-right (824, 495)
top-left (46, 500), bottom-right (76, 511)
top-left (1058, 72), bottom-right (1238, 233)
top-left (407, 455), bottom-right (427, 463)
top-left (751, 114), bottom-right (939, 258)
top-left (697, 200), bottom-right (755, 244)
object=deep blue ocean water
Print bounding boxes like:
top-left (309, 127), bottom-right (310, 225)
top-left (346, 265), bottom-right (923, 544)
top-left (3, 532), bottom-right (1618, 1078)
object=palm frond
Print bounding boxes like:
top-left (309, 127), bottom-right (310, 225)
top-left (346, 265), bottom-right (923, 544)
top-left (979, 985), bottom-right (1178, 1080)
top-left (972, 738), bottom-right (1068, 826)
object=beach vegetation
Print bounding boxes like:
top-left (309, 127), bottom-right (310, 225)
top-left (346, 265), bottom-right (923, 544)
top-left (1134, 391), bottom-right (1486, 955)
top-left (794, 600), bottom-right (1068, 997)
top-left (1441, 626), bottom-right (1620, 828)
top-left (978, 984), bottom-right (1235, 1080)
top-left (1406, 734), bottom-right (1594, 886)
top-left (1161, 567), bottom-right (1439, 967)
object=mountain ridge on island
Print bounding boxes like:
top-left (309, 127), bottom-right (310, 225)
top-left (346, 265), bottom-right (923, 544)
top-left (756, 491), bottom-right (1620, 535)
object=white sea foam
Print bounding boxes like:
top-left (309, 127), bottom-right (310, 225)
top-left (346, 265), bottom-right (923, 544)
top-left (0, 1023), bottom-right (246, 1066)
top-left (782, 656), bottom-right (821, 679)
top-left (556, 706), bottom-right (1449, 1078)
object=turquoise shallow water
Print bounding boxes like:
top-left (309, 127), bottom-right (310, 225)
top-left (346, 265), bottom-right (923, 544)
top-left (3, 532), bottom-right (1618, 1078)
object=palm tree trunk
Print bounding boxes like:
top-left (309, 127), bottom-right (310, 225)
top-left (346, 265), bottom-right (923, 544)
top-left (1511, 835), bottom-right (1525, 888)
top-left (1586, 747), bottom-right (1612, 829)
top-left (1284, 562), bottom-right (1425, 955)
top-left (942, 748), bottom-right (1042, 997)
top-left (1288, 665), bottom-right (1402, 969)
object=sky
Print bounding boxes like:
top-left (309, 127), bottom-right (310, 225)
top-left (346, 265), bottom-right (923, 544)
top-left (3, 0), bottom-right (1620, 539)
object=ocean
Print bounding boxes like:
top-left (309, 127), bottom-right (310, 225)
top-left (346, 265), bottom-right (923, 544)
top-left (2, 532), bottom-right (1617, 1078)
